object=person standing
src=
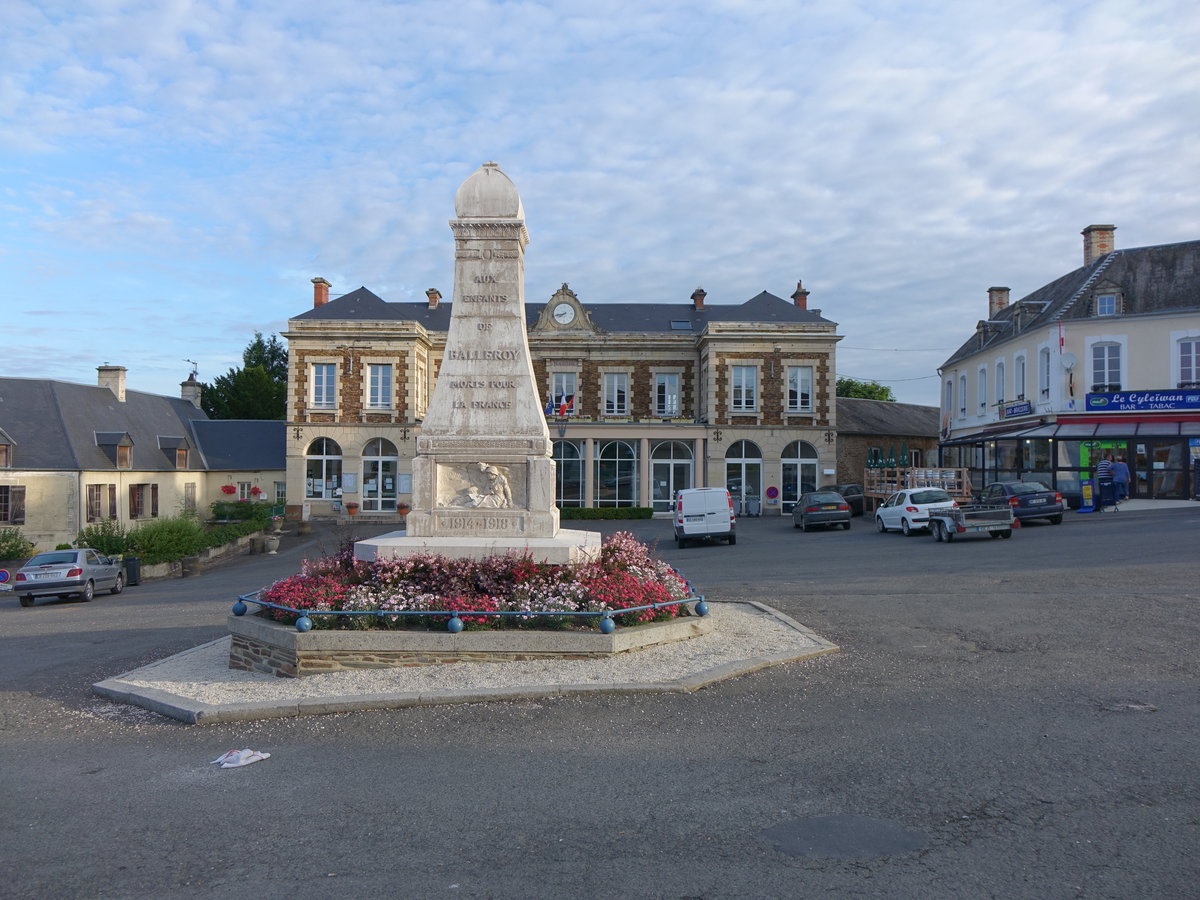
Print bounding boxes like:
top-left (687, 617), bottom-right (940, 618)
top-left (1096, 453), bottom-right (1115, 508)
top-left (1113, 456), bottom-right (1131, 501)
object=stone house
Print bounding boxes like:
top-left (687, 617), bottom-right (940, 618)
top-left (0, 367), bottom-right (285, 551)
top-left (833, 398), bottom-right (940, 484)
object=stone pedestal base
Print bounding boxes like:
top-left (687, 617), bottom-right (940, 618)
top-left (354, 528), bottom-right (602, 565)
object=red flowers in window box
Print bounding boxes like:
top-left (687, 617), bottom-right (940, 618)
top-left (250, 486), bottom-right (263, 496)
top-left (220, 484), bottom-right (237, 495)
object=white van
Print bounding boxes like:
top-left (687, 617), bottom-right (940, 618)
top-left (673, 487), bottom-right (736, 548)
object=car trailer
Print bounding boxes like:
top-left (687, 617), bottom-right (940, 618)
top-left (927, 504), bottom-right (1015, 542)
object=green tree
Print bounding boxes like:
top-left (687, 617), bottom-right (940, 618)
top-left (836, 377), bottom-right (896, 402)
top-left (201, 332), bottom-right (288, 419)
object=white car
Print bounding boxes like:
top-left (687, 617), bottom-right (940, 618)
top-left (875, 488), bottom-right (958, 536)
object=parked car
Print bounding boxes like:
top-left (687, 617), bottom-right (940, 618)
top-left (875, 488), bottom-right (958, 535)
top-left (12, 549), bottom-right (125, 607)
top-left (792, 491), bottom-right (852, 531)
top-left (824, 483), bottom-right (865, 516)
top-left (674, 487), bottom-right (736, 547)
top-left (978, 481), bottom-right (1066, 524)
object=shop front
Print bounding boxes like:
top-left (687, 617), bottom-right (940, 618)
top-left (941, 413), bottom-right (1199, 506)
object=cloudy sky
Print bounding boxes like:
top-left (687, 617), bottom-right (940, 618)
top-left (2, 0), bottom-right (1197, 405)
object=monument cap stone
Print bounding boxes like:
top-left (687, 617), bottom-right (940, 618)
top-left (454, 161), bottom-right (525, 220)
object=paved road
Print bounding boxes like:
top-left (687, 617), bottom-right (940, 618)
top-left (2, 509), bottom-right (1198, 898)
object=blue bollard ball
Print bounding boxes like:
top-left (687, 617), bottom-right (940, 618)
top-left (232, 600), bottom-right (248, 616)
top-left (447, 616), bottom-right (464, 633)
top-left (295, 615), bottom-right (313, 632)
top-left (599, 616), bottom-right (616, 634)
top-left (695, 600), bottom-right (709, 616)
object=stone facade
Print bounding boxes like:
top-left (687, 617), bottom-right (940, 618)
top-left (228, 612), bottom-right (715, 677)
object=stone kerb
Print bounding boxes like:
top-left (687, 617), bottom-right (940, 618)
top-left (228, 612), bottom-right (715, 678)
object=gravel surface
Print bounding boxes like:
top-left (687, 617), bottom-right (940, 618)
top-left (112, 601), bottom-right (833, 704)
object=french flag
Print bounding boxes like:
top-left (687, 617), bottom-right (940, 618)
top-left (558, 393), bottom-right (574, 416)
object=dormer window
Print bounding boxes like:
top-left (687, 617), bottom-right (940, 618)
top-left (0, 443), bottom-right (9, 468)
top-left (1094, 293), bottom-right (1119, 316)
top-left (176, 448), bottom-right (189, 469)
top-left (117, 445), bottom-right (132, 469)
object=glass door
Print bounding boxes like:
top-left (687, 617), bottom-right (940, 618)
top-left (1136, 440), bottom-right (1186, 499)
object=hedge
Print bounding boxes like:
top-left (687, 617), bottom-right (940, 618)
top-left (558, 507), bottom-right (654, 520)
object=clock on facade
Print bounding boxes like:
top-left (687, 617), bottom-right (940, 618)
top-left (552, 303), bottom-right (576, 325)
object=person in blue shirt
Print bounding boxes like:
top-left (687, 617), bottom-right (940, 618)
top-left (1112, 456), bottom-right (1131, 501)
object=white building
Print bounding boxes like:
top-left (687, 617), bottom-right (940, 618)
top-left (938, 225), bottom-right (1200, 503)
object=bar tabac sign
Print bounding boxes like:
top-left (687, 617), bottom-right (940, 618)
top-left (1085, 390), bottom-right (1200, 412)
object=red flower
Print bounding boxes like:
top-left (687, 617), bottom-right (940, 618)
top-left (250, 486), bottom-right (263, 495)
top-left (220, 484), bottom-right (237, 495)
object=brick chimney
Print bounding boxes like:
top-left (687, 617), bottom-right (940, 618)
top-left (691, 287), bottom-right (706, 311)
top-left (1082, 224), bottom-right (1116, 266)
top-left (790, 280), bottom-right (810, 310)
top-left (312, 276), bottom-right (331, 307)
top-left (180, 373), bottom-right (202, 408)
top-left (97, 365), bottom-right (127, 402)
top-left (426, 288), bottom-right (442, 309)
top-left (987, 286), bottom-right (1011, 318)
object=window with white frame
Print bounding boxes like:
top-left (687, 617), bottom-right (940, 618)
top-left (551, 371), bottom-right (577, 416)
top-left (731, 366), bottom-right (757, 412)
top-left (311, 363), bottom-right (336, 409)
top-left (978, 368), bottom-right (988, 412)
top-left (1179, 338), bottom-right (1199, 388)
top-left (305, 438), bottom-right (343, 498)
top-left (238, 481), bottom-right (253, 500)
top-left (996, 361), bottom-right (1005, 405)
top-left (1014, 355), bottom-right (1027, 400)
top-left (275, 481), bottom-right (287, 503)
top-left (1038, 348), bottom-right (1051, 398)
top-left (944, 379), bottom-right (953, 417)
top-left (786, 366), bottom-right (813, 412)
top-left (86, 484), bottom-right (102, 523)
top-left (603, 373), bottom-right (628, 415)
top-left (367, 364), bottom-right (393, 409)
top-left (958, 375), bottom-right (967, 416)
top-left (0, 442), bottom-right (9, 468)
top-left (1091, 342), bottom-right (1121, 391)
top-left (1095, 293), bottom-right (1117, 316)
top-left (654, 373), bottom-right (680, 416)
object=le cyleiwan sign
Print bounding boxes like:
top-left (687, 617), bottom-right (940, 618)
top-left (1085, 390), bottom-right (1200, 412)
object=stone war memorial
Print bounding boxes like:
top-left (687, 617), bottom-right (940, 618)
top-left (356, 161), bottom-right (601, 566)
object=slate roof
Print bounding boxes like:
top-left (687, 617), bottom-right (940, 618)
top-left (0, 376), bottom-right (284, 472)
top-left (293, 288), bottom-right (834, 331)
top-left (942, 238), bottom-right (1200, 368)
top-left (189, 419), bottom-right (286, 471)
top-left (836, 397), bottom-right (939, 437)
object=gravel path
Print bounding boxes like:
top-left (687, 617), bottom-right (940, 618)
top-left (112, 601), bottom-right (835, 706)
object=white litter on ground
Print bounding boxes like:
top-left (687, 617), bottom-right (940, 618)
top-left (115, 602), bottom-right (833, 706)
top-left (211, 748), bottom-right (271, 768)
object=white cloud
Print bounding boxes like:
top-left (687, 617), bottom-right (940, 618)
top-left (0, 0), bottom-right (1197, 402)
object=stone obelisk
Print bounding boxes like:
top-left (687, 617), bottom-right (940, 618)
top-left (357, 162), bottom-right (600, 564)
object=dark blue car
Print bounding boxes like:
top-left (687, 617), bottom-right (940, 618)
top-left (978, 481), bottom-right (1065, 525)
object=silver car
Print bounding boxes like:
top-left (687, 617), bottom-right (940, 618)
top-left (13, 549), bottom-right (125, 607)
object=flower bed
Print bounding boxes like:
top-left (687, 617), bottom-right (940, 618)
top-left (255, 532), bottom-right (691, 631)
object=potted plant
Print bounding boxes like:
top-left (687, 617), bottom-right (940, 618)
top-left (345, 501), bottom-right (359, 516)
top-left (220, 484), bottom-right (237, 495)
top-left (250, 486), bottom-right (263, 497)
top-left (397, 502), bottom-right (411, 517)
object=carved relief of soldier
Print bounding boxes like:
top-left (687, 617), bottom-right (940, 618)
top-left (443, 462), bottom-right (514, 509)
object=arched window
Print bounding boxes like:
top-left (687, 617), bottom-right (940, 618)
top-left (362, 438), bottom-right (399, 511)
top-left (781, 440), bottom-right (819, 511)
top-left (595, 440), bottom-right (638, 507)
top-left (725, 440), bottom-right (763, 515)
top-left (650, 440), bottom-right (694, 512)
top-left (305, 438), bottom-right (342, 499)
top-left (553, 440), bottom-right (584, 507)
top-left (995, 361), bottom-right (1005, 406)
